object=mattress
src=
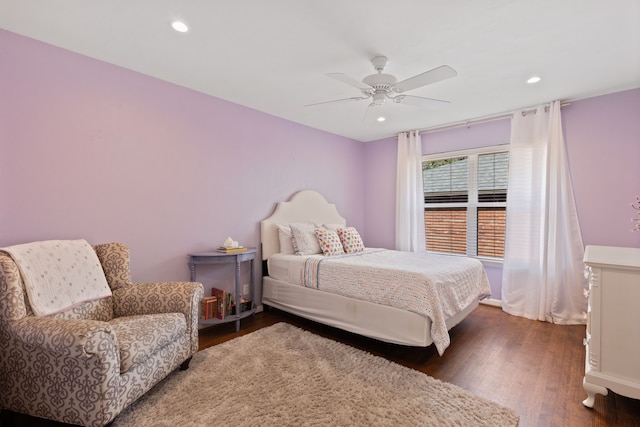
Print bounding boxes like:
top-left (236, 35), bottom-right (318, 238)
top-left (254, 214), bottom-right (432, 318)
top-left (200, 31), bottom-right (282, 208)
top-left (266, 253), bottom-right (309, 285)
top-left (267, 248), bottom-right (380, 285)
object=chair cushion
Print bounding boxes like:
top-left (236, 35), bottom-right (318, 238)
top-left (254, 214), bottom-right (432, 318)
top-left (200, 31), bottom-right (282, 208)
top-left (51, 297), bottom-right (114, 322)
top-left (109, 312), bottom-right (187, 373)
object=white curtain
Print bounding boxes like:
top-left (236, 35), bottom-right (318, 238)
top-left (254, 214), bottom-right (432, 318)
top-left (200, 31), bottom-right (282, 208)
top-left (502, 101), bottom-right (587, 324)
top-left (395, 130), bottom-right (426, 252)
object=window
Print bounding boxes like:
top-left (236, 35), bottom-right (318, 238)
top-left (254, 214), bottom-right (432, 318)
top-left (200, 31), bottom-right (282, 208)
top-left (423, 146), bottom-right (508, 259)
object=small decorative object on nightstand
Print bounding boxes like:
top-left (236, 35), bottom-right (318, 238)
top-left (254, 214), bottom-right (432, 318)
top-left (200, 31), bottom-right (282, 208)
top-left (582, 245), bottom-right (640, 408)
top-left (188, 247), bottom-right (256, 331)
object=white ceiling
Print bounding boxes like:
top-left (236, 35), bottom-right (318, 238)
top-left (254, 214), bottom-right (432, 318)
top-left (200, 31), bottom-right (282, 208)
top-left (1, 0), bottom-right (639, 142)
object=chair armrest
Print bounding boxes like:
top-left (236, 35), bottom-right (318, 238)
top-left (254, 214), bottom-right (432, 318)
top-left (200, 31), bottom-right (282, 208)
top-left (5, 317), bottom-right (121, 426)
top-left (112, 282), bottom-right (204, 355)
top-left (112, 282), bottom-right (203, 317)
top-left (10, 316), bottom-right (117, 360)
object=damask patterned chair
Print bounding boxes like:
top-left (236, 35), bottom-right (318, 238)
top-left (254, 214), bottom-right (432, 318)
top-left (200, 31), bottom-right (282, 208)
top-left (0, 241), bottom-right (204, 427)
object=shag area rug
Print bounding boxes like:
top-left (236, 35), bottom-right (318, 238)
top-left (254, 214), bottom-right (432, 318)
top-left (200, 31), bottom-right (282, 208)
top-left (113, 323), bottom-right (519, 426)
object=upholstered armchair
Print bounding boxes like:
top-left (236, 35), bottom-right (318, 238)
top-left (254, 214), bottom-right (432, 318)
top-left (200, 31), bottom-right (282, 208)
top-left (0, 241), bottom-right (204, 427)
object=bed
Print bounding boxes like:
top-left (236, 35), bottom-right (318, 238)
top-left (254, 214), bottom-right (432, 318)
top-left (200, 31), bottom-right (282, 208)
top-left (260, 190), bottom-right (490, 355)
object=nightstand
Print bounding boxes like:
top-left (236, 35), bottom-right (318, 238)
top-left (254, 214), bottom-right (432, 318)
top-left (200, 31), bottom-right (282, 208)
top-left (188, 248), bottom-right (256, 331)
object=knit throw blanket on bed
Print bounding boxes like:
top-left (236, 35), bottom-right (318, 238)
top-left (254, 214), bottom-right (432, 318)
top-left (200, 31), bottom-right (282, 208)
top-left (1, 239), bottom-right (112, 316)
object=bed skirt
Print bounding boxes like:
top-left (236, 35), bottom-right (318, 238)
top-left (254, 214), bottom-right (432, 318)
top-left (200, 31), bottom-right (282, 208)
top-left (262, 276), bottom-right (479, 347)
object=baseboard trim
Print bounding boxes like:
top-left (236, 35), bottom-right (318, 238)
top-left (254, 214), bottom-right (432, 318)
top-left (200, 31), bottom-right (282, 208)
top-left (480, 298), bottom-right (502, 308)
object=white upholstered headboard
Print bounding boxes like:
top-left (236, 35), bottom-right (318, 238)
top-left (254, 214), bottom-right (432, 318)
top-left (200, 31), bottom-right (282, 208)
top-left (260, 190), bottom-right (346, 260)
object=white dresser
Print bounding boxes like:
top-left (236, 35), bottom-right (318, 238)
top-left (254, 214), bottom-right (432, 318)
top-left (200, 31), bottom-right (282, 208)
top-left (582, 245), bottom-right (640, 407)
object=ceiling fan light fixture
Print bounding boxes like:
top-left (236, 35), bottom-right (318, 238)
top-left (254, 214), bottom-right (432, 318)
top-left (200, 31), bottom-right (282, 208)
top-left (372, 92), bottom-right (386, 106)
top-left (171, 20), bottom-right (189, 33)
top-left (376, 116), bottom-right (386, 122)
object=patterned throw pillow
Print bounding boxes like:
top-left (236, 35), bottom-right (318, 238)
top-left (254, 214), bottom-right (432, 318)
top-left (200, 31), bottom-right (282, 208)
top-left (314, 228), bottom-right (345, 256)
top-left (289, 223), bottom-right (322, 255)
top-left (337, 227), bottom-right (365, 253)
top-left (94, 242), bottom-right (131, 290)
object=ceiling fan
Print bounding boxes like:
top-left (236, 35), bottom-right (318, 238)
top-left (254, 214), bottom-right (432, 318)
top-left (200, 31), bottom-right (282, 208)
top-left (306, 56), bottom-right (457, 118)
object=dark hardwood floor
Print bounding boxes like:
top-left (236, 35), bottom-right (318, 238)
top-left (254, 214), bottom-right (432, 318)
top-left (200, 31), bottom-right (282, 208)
top-left (2, 304), bottom-right (639, 426)
top-left (200, 304), bottom-right (640, 427)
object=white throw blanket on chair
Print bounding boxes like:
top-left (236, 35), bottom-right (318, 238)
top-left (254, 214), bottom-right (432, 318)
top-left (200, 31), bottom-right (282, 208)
top-left (1, 239), bottom-right (112, 316)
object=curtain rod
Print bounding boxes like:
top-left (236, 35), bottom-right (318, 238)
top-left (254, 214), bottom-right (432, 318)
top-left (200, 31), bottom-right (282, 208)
top-left (418, 102), bottom-right (571, 135)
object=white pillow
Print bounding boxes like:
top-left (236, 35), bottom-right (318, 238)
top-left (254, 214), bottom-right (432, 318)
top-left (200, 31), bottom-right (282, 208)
top-left (289, 223), bottom-right (322, 255)
top-left (276, 224), bottom-right (295, 254)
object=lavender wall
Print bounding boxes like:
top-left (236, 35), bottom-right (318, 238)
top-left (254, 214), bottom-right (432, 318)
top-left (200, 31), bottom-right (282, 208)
top-left (363, 89), bottom-right (640, 300)
top-left (2, 29), bottom-right (638, 305)
top-left (0, 30), bottom-right (366, 300)
top-left (564, 89), bottom-right (640, 248)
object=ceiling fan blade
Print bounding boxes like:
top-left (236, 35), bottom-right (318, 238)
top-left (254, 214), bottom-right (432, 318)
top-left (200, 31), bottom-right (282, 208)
top-left (393, 94), bottom-right (450, 109)
top-left (326, 73), bottom-right (372, 91)
top-left (304, 96), bottom-right (369, 107)
top-left (393, 65), bottom-right (457, 92)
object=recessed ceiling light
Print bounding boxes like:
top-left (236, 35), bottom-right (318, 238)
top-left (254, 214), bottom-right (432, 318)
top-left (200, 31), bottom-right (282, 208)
top-left (527, 76), bottom-right (541, 84)
top-left (376, 116), bottom-right (386, 122)
top-left (171, 21), bottom-right (189, 33)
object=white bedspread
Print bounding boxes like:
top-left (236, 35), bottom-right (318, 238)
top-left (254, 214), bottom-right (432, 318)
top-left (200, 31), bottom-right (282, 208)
top-left (1, 239), bottom-right (112, 316)
top-left (301, 249), bottom-right (490, 355)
